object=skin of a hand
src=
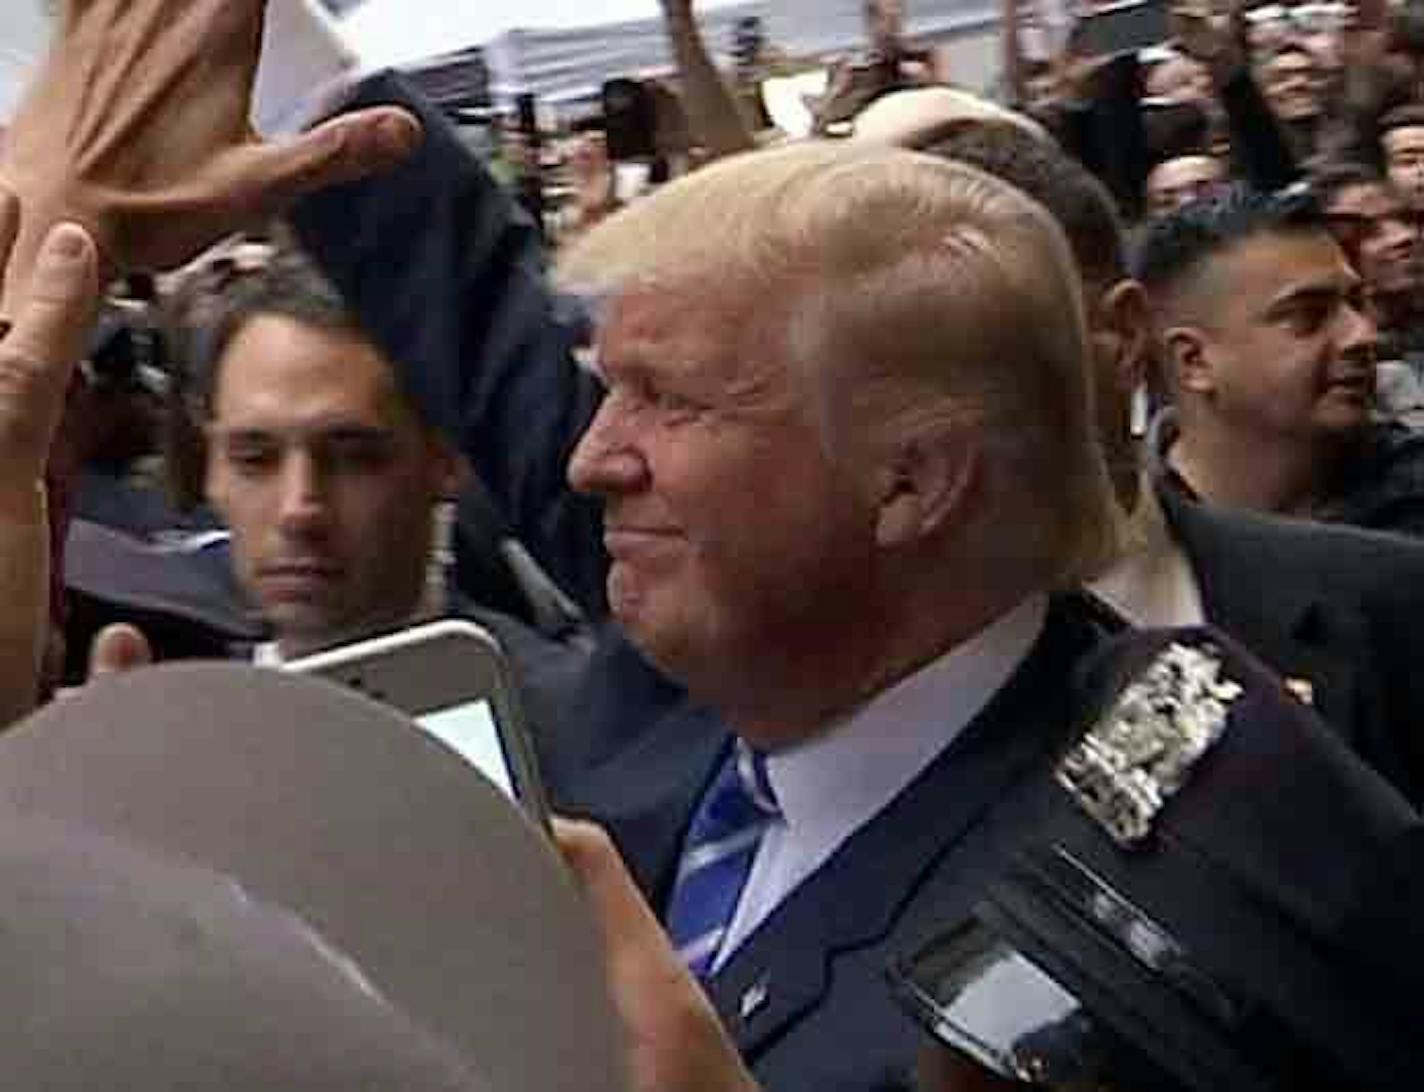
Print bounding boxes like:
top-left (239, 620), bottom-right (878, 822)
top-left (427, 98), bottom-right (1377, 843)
top-left (553, 818), bottom-right (762, 1092)
top-left (0, 0), bottom-right (422, 298)
top-left (0, 192), bottom-right (100, 726)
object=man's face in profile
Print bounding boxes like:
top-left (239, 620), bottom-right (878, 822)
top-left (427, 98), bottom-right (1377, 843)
top-left (1185, 230), bottom-right (1376, 442)
top-left (1326, 181), bottom-right (1418, 301)
top-left (205, 314), bottom-right (455, 655)
top-left (566, 281), bottom-right (879, 696)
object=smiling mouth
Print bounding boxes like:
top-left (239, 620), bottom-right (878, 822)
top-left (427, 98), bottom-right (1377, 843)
top-left (1327, 374), bottom-right (1374, 397)
top-left (603, 527), bottom-right (681, 556)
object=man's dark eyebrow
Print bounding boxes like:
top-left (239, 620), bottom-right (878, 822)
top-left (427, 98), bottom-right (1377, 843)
top-left (210, 423), bottom-right (396, 443)
top-left (1264, 278), bottom-right (1358, 317)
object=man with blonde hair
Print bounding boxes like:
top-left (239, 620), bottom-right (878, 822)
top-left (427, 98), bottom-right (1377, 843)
top-left (11, 5), bottom-right (1424, 1090)
top-left (518, 142), bottom-right (1132, 1090)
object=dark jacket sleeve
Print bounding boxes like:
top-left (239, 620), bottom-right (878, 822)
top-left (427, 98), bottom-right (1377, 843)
top-left (288, 71), bottom-right (609, 616)
top-left (1066, 53), bottom-right (1150, 221)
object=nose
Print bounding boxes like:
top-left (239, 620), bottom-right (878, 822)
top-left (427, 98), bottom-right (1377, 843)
top-left (276, 450), bottom-right (329, 537)
top-left (1338, 297), bottom-right (1379, 365)
top-left (567, 393), bottom-right (650, 497)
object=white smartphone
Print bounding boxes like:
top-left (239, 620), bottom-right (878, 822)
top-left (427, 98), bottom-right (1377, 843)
top-left (285, 620), bottom-right (550, 827)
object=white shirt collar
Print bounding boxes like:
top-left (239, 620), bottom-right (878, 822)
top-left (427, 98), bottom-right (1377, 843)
top-left (762, 593), bottom-right (1049, 843)
top-left (716, 593), bottom-right (1049, 966)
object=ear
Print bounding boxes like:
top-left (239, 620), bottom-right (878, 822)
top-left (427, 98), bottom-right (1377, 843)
top-left (873, 433), bottom-right (979, 549)
top-left (1095, 280), bottom-right (1151, 393)
top-left (1161, 324), bottom-right (1216, 397)
top-left (427, 435), bottom-right (465, 499)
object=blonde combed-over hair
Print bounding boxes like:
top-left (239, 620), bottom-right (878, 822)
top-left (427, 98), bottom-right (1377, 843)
top-left (556, 142), bottom-right (1121, 587)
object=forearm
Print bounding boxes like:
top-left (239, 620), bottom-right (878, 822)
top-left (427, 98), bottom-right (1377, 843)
top-left (660, 1), bottom-right (756, 157)
top-left (0, 482), bottom-right (48, 724)
top-left (290, 73), bottom-right (608, 612)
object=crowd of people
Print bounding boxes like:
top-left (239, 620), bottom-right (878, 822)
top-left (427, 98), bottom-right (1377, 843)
top-left (0, 0), bottom-right (1422, 1088)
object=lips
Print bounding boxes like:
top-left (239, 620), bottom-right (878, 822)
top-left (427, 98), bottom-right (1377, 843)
top-left (602, 525), bottom-right (681, 558)
top-left (1326, 372), bottom-right (1375, 399)
top-left (257, 560), bottom-right (343, 598)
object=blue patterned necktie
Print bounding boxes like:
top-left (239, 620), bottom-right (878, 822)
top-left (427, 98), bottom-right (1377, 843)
top-left (664, 740), bottom-right (781, 980)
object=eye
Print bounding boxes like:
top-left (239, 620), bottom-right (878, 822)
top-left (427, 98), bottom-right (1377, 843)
top-left (222, 437), bottom-right (278, 476)
top-left (651, 388), bottom-right (702, 418)
top-left (323, 434), bottom-right (398, 474)
top-left (1280, 298), bottom-right (1333, 337)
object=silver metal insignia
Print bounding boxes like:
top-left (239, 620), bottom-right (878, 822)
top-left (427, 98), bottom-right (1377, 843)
top-left (1057, 642), bottom-right (1243, 847)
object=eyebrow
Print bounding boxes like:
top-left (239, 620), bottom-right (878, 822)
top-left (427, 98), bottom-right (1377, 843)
top-left (1264, 277), bottom-right (1359, 317)
top-left (209, 423), bottom-right (399, 445)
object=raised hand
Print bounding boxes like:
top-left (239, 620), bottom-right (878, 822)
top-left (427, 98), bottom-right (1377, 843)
top-left (0, 189), bottom-right (100, 725)
top-left (0, 0), bottom-right (421, 294)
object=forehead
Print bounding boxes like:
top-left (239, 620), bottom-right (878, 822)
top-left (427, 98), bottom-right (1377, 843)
top-left (1216, 230), bottom-right (1352, 303)
top-left (1150, 156), bottom-right (1222, 190)
top-left (1266, 50), bottom-right (1313, 74)
top-left (1328, 182), bottom-right (1403, 219)
top-left (600, 280), bottom-right (783, 372)
top-left (1384, 126), bottom-right (1424, 155)
top-left (211, 313), bottom-right (408, 427)
top-left (1147, 57), bottom-right (1205, 88)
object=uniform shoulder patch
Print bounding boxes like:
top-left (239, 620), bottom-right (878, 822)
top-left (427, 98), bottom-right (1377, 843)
top-left (1058, 641), bottom-right (1243, 847)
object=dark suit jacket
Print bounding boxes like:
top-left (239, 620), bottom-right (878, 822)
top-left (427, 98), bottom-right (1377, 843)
top-left (554, 596), bottom-right (1120, 1092)
top-left (553, 595), bottom-right (1424, 1091)
top-left (1158, 484), bottom-right (1424, 804)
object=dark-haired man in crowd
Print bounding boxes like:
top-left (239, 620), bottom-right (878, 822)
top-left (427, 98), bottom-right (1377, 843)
top-left (1137, 184), bottom-right (1424, 535)
top-left (883, 116), bottom-right (1424, 803)
top-left (155, 248), bottom-right (585, 742)
top-left (1146, 151), bottom-right (1226, 218)
top-left (1313, 161), bottom-right (1424, 427)
top-left (1381, 103), bottom-right (1424, 212)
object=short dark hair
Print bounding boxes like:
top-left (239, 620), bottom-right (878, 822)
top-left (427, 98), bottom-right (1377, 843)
top-left (186, 247), bottom-right (359, 423)
top-left (918, 122), bottom-right (1128, 287)
top-left (1308, 159), bottom-right (1387, 209)
top-left (161, 245), bottom-right (377, 510)
top-left (1134, 182), bottom-right (1326, 296)
top-left (1381, 103), bottom-right (1424, 138)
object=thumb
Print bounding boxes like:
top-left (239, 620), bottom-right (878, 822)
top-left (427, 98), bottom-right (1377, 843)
top-left (88, 624), bottom-right (153, 679)
top-left (554, 817), bottom-right (666, 946)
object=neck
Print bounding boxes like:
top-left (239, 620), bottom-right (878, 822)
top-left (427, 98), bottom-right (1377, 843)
top-left (1170, 416), bottom-right (1338, 517)
top-left (715, 569), bottom-right (1038, 752)
top-left (275, 596), bottom-right (430, 663)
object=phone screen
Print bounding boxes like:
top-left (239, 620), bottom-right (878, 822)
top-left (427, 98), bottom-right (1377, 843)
top-left (416, 701), bottom-right (515, 799)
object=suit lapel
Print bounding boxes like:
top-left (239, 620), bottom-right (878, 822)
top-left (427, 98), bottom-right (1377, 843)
top-left (704, 601), bottom-right (1101, 1058)
top-left (1159, 486), bottom-right (1363, 737)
